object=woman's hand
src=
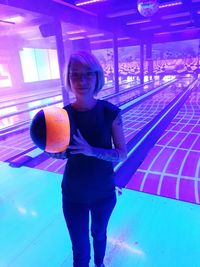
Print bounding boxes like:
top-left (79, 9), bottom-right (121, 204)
top-left (68, 129), bottom-right (93, 157)
top-left (46, 150), bottom-right (67, 160)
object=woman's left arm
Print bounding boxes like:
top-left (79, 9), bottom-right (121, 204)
top-left (112, 112), bottom-right (128, 160)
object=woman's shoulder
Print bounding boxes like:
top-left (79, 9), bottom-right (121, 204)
top-left (98, 99), bottom-right (120, 111)
top-left (98, 100), bottom-right (121, 122)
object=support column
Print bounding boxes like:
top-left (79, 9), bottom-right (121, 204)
top-left (146, 42), bottom-right (153, 80)
top-left (113, 36), bottom-right (119, 93)
top-left (9, 49), bottom-right (24, 90)
top-left (140, 42), bottom-right (144, 85)
top-left (54, 20), bottom-right (69, 106)
top-left (198, 39), bottom-right (200, 76)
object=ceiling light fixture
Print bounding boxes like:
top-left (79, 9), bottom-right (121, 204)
top-left (0, 15), bottom-right (24, 25)
top-left (107, 9), bottom-right (137, 18)
top-left (162, 12), bottom-right (190, 19)
top-left (87, 33), bottom-right (105, 37)
top-left (91, 39), bottom-right (112, 43)
top-left (117, 37), bottom-right (130, 40)
top-left (154, 32), bottom-right (169, 35)
top-left (53, 0), bottom-right (97, 16)
top-left (127, 19), bottom-right (151, 25)
top-left (170, 20), bottom-right (192, 26)
top-left (154, 28), bottom-right (196, 35)
top-left (75, 0), bottom-right (107, 6)
top-left (68, 36), bottom-right (86, 40)
top-left (66, 29), bottom-right (86, 34)
top-left (0, 19), bottom-right (15, 25)
top-left (159, 1), bottom-right (182, 8)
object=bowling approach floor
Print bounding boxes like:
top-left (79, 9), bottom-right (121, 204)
top-left (1, 161), bottom-right (200, 267)
top-left (0, 76), bottom-right (200, 266)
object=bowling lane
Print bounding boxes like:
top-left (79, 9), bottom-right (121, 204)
top-left (0, 129), bottom-right (35, 162)
top-left (1, 78), bottom-right (175, 137)
top-left (121, 77), bottom-right (193, 143)
top-left (0, 81), bottom-right (117, 108)
top-left (126, 82), bottom-right (200, 205)
top-left (0, 87), bottom-right (60, 108)
top-left (106, 78), bottom-right (168, 106)
top-left (0, 78), bottom-right (133, 105)
top-left (0, 79), bottom-right (145, 130)
top-left (0, 78), bottom-right (140, 110)
top-left (0, 79), bottom-right (151, 162)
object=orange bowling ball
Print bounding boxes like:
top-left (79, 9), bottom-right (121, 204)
top-left (30, 106), bottom-right (70, 153)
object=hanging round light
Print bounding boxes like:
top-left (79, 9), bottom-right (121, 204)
top-left (137, 0), bottom-right (159, 17)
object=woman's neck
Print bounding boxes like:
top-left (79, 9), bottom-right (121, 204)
top-left (72, 97), bottom-right (97, 111)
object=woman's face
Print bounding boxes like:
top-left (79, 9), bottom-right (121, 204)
top-left (69, 60), bottom-right (96, 98)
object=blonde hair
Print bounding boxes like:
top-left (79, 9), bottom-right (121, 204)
top-left (65, 51), bottom-right (105, 95)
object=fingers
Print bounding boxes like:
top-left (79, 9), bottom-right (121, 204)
top-left (46, 151), bottom-right (67, 159)
top-left (70, 150), bottom-right (84, 154)
top-left (73, 136), bottom-right (85, 147)
top-left (68, 145), bottom-right (84, 155)
top-left (68, 145), bottom-right (83, 149)
top-left (77, 129), bottom-right (84, 139)
top-left (73, 134), bottom-right (79, 141)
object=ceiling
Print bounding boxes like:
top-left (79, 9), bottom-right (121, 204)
top-left (0, 0), bottom-right (200, 50)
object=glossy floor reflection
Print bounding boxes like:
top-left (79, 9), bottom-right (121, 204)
top-left (1, 161), bottom-right (200, 267)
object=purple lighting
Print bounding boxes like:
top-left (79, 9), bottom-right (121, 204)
top-left (75, 0), bottom-right (107, 6)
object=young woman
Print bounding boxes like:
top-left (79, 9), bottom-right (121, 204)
top-left (49, 51), bottom-right (127, 267)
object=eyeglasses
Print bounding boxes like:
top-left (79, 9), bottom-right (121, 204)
top-left (69, 71), bottom-right (96, 80)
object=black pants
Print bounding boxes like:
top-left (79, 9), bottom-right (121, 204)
top-left (62, 194), bottom-right (117, 267)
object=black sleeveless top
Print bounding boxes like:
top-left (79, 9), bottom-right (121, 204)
top-left (62, 99), bottom-right (121, 203)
